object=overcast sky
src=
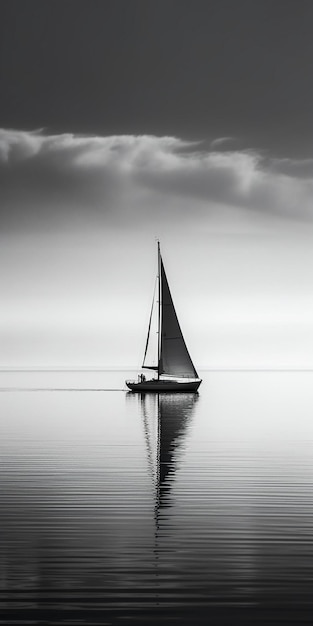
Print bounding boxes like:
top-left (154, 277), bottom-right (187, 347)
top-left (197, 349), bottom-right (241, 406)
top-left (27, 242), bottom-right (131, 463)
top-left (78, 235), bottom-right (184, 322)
top-left (2, 0), bottom-right (313, 368)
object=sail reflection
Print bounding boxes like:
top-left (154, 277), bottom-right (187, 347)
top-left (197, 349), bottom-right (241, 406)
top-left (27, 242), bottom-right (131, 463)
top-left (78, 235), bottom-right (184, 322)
top-left (138, 393), bottom-right (198, 511)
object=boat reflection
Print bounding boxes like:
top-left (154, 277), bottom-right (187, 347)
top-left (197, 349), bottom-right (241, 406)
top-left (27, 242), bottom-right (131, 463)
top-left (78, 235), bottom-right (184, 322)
top-left (138, 393), bottom-right (198, 512)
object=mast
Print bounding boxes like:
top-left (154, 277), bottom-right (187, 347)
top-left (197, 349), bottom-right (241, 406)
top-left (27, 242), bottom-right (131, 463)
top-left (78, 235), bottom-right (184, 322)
top-left (157, 240), bottom-right (161, 381)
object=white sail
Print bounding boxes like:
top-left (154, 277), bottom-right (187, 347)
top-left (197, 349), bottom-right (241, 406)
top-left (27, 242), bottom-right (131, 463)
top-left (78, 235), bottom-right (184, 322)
top-left (142, 279), bottom-right (158, 371)
top-left (159, 257), bottom-right (199, 379)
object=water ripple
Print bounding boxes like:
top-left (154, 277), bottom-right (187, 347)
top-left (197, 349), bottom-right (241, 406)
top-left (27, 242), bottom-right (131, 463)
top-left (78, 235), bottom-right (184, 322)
top-left (1, 371), bottom-right (313, 624)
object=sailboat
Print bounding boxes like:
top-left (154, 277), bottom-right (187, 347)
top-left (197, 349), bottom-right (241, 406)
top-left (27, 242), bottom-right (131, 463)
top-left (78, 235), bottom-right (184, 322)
top-left (126, 242), bottom-right (202, 392)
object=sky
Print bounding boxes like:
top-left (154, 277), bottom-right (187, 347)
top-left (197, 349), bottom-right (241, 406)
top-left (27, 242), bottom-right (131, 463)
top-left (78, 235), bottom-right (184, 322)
top-left (2, 0), bottom-right (313, 369)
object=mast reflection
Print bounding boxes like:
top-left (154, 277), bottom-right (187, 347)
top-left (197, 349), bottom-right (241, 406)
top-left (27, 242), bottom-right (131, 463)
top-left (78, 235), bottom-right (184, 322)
top-left (139, 393), bottom-right (198, 512)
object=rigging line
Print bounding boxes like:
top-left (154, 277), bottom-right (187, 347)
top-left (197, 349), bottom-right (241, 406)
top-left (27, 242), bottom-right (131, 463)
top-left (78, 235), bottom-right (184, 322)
top-left (157, 241), bottom-right (161, 381)
top-left (142, 275), bottom-right (157, 367)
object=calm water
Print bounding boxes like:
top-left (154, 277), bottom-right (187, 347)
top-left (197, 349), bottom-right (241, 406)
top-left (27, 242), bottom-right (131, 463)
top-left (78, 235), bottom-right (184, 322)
top-left (1, 370), bottom-right (313, 625)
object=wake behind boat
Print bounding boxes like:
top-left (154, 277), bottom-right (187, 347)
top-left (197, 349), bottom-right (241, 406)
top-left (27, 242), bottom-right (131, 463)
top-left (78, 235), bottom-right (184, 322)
top-left (126, 243), bottom-right (201, 393)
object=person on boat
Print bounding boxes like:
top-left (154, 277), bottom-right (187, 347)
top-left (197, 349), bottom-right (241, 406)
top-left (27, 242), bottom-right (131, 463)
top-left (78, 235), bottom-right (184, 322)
top-left (138, 373), bottom-right (146, 383)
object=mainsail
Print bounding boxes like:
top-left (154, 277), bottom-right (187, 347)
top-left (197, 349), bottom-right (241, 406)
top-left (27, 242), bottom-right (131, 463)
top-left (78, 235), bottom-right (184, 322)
top-left (159, 258), bottom-right (198, 378)
top-left (142, 245), bottom-right (199, 379)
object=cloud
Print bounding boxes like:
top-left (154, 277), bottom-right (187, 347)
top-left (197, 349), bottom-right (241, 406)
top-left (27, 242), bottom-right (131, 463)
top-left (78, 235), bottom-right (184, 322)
top-left (268, 157), bottom-right (313, 180)
top-left (210, 136), bottom-right (236, 149)
top-left (1, 128), bottom-right (313, 233)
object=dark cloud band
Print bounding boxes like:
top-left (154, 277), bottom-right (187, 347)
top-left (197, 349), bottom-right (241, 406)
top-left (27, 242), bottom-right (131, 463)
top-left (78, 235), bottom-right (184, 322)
top-left (1, 128), bottom-right (313, 233)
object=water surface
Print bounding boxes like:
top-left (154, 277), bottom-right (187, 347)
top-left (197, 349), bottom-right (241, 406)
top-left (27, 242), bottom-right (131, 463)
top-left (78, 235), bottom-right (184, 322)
top-left (1, 370), bottom-right (313, 624)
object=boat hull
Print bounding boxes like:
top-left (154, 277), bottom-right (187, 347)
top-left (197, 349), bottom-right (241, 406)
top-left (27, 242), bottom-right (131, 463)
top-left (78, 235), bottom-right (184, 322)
top-left (126, 379), bottom-right (202, 393)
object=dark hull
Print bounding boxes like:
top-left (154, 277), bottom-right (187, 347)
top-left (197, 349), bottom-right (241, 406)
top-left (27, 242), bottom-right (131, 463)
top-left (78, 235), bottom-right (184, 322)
top-left (126, 379), bottom-right (201, 393)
